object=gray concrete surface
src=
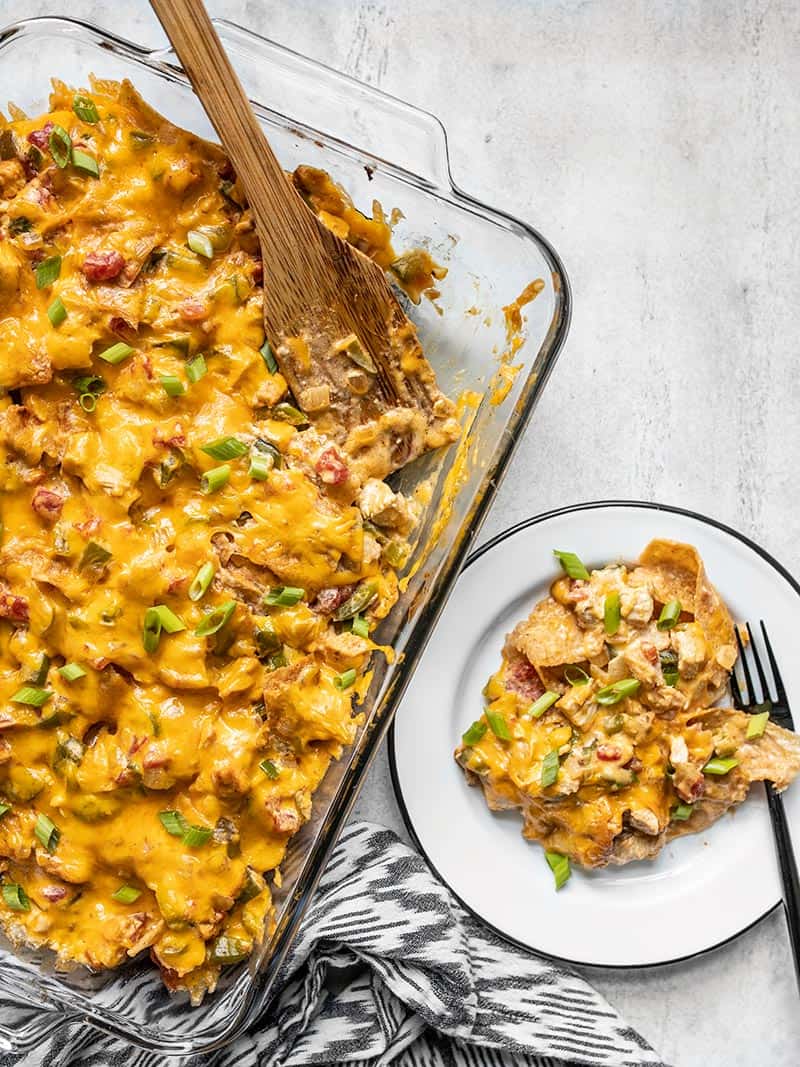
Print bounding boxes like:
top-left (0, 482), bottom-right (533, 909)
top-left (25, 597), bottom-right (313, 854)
top-left (2, 2), bottom-right (798, 1064)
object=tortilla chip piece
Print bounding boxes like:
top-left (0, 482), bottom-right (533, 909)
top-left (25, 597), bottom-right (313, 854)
top-left (509, 598), bottom-right (605, 669)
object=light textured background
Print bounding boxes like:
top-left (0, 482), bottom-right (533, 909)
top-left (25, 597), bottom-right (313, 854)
top-left (2, 2), bottom-right (799, 1065)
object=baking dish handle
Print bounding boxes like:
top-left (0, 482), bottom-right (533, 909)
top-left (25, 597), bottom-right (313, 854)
top-left (148, 18), bottom-right (453, 188)
top-left (0, 992), bottom-right (76, 1055)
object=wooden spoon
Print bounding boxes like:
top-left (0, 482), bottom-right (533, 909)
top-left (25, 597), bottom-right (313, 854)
top-left (149, 0), bottom-right (457, 480)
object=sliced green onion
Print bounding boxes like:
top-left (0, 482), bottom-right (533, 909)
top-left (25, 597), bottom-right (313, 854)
top-left (187, 229), bottom-right (214, 258)
top-left (270, 402), bottom-right (308, 426)
top-left (541, 749), bottom-right (560, 788)
top-left (58, 663), bottom-right (86, 682)
top-left (200, 464), bottom-right (230, 494)
top-left (462, 720), bottom-right (487, 746)
top-left (73, 95), bottom-right (99, 123)
top-left (334, 668), bottom-right (357, 690)
top-left (34, 813), bottom-right (60, 852)
top-left (194, 600), bottom-right (236, 637)
top-left (657, 600), bottom-right (682, 631)
top-left (35, 255), bottom-right (61, 289)
top-left (160, 374), bottom-right (185, 397)
top-left (97, 342), bottom-right (133, 365)
top-left (79, 392), bottom-right (97, 412)
top-left (182, 824), bottom-right (212, 848)
top-left (159, 810), bottom-right (188, 837)
top-left (332, 582), bottom-right (376, 621)
top-left (553, 549), bottom-right (590, 581)
top-left (209, 935), bottom-right (249, 964)
top-left (143, 604), bottom-right (186, 653)
top-left (47, 296), bottom-right (67, 327)
top-left (260, 340), bottom-right (278, 373)
top-left (248, 451), bottom-right (274, 481)
top-left (746, 711), bottom-right (770, 740)
top-left (11, 686), bottom-right (52, 707)
top-left (29, 655), bottom-right (50, 687)
top-left (703, 756), bottom-right (740, 776)
top-left (0, 803), bottom-right (10, 819)
top-left (78, 541), bottom-right (112, 572)
top-left (112, 884), bottom-right (141, 904)
top-left (2, 883), bottom-right (30, 912)
top-left (485, 709), bottom-right (512, 741)
top-left (71, 149), bottom-right (99, 178)
top-left (189, 562), bottom-right (215, 602)
top-left (265, 586), bottom-right (305, 607)
top-left (595, 678), bottom-right (641, 706)
top-left (564, 665), bottom-right (590, 687)
top-left (74, 374), bottom-right (105, 396)
top-left (48, 124), bottom-right (71, 168)
top-left (544, 850), bottom-right (571, 890)
top-left (671, 803), bottom-right (694, 821)
top-left (259, 758), bottom-right (279, 779)
top-left (201, 436), bottom-right (248, 461)
top-left (186, 354), bottom-right (207, 382)
top-left (351, 614), bottom-right (369, 638)
top-left (529, 691), bottom-right (559, 718)
top-left (604, 592), bottom-right (621, 636)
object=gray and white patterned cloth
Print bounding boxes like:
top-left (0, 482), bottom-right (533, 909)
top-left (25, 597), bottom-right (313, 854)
top-left (4, 822), bottom-right (669, 1067)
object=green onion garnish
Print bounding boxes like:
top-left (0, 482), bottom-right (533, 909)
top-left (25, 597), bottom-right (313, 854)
top-left (485, 709), bottom-right (511, 741)
top-left (595, 678), bottom-right (641, 706)
top-left (462, 720), bottom-right (487, 746)
top-left (0, 803), bottom-right (10, 819)
top-left (188, 562), bottom-right (215, 602)
top-left (58, 663), bottom-right (86, 682)
top-left (10, 686), bottom-right (52, 707)
top-left (746, 711), bottom-right (770, 740)
top-left (260, 340), bottom-right (278, 373)
top-left (703, 756), bottom-right (740, 776)
top-left (98, 342), bottom-right (134, 365)
top-left (74, 374), bottom-right (105, 396)
top-left (541, 749), bottom-right (560, 788)
top-left (270, 402), bottom-right (308, 426)
top-left (186, 354), bottom-right (207, 382)
top-left (671, 803), bottom-right (694, 821)
top-left (47, 296), bottom-right (67, 327)
top-left (78, 541), bottom-right (112, 572)
top-left (332, 582), bottom-right (377, 621)
top-left (194, 599), bottom-right (236, 637)
top-left (73, 95), bottom-right (99, 123)
top-left (265, 586), bottom-right (305, 607)
top-left (48, 124), bottom-right (72, 168)
top-left (182, 824), bottom-right (212, 848)
top-left (564, 665), bottom-right (590, 687)
top-left (657, 600), bottom-right (682, 631)
top-left (71, 149), bottom-right (99, 178)
top-left (351, 614), bottom-right (369, 638)
top-left (553, 549), bottom-right (590, 581)
top-left (160, 374), bottom-right (185, 397)
top-left (158, 810), bottom-right (188, 837)
top-left (604, 592), bottom-right (621, 636)
top-left (34, 813), bottom-right (60, 852)
top-left (201, 436), bottom-right (248, 461)
top-left (29, 654), bottom-right (50, 687)
top-left (544, 850), bottom-right (571, 890)
top-left (142, 604), bottom-right (186, 653)
top-left (259, 758), bottom-right (279, 779)
top-left (112, 885), bottom-right (141, 904)
top-left (248, 451), bottom-right (274, 481)
top-left (187, 229), bottom-right (214, 258)
top-left (79, 393), bottom-right (97, 412)
top-left (200, 464), bottom-right (231, 494)
top-left (334, 668), bottom-right (357, 690)
top-left (2, 883), bottom-right (30, 912)
top-left (35, 255), bottom-right (62, 289)
top-left (529, 691), bottom-right (559, 718)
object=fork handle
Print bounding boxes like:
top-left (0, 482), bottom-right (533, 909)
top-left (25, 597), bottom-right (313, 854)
top-left (766, 782), bottom-right (800, 991)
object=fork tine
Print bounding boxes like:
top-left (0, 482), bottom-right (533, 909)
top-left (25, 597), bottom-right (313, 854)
top-left (729, 663), bottom-right (744, 709)
top-left (735, 624), bottom-right (755, 704)
top-left (760, 620), bottom-right (788, 704)
top-left (746, 621), bottom-right (772, 703)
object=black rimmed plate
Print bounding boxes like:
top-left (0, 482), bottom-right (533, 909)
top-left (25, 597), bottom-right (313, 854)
top-left (389, 501), bottom-right (800, 967)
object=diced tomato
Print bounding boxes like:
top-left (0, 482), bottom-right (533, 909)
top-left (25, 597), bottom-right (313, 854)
top-left (27, 123), bottom-right (53, 151)
top-left (597, 744), bottom-right (623, 762)
top-left (178, 298), bottom-right (209, 322)
top-left (41, 885), bottom-right (69, 903)
top-left (0, 592), bottom-right (29, 624)
top-left (642, 643), bottom-right (659, 665)
top-left (312, 584), bottom-right (356, 616)
top-left (504, 657), bottom-right (545, 702)
top-left (82, 250), bottom-right (126, 283)
top-left (315, 447), bottom-right (349, 486)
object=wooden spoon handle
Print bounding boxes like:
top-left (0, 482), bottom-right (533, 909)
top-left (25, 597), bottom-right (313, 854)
top-left (149, 0), bottom-right (319, 256)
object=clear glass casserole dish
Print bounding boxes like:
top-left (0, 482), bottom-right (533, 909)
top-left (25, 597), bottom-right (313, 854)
top-left (0, 15), bottom-right (570, 1056)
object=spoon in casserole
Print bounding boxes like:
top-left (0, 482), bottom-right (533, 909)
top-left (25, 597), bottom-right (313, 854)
top-left (149, 0), bottom-right (457, 481)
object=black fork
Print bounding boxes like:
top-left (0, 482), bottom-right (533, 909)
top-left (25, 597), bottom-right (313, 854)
top-left (730, 621), bottom-right (800, 991)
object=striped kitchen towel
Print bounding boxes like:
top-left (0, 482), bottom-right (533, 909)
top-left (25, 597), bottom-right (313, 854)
top-left (3, 822), bottom-right (668, 1067)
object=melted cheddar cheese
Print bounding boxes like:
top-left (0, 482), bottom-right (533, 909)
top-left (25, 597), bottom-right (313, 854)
top-left (0, 79), bottom-right (436, 999)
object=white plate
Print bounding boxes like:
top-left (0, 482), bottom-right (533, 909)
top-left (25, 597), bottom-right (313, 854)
top-left (389, 501), bottom-right (800, 967)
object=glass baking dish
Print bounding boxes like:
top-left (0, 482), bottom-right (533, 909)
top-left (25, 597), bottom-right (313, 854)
top-left (0, 15), bottom-right (570, 1056)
